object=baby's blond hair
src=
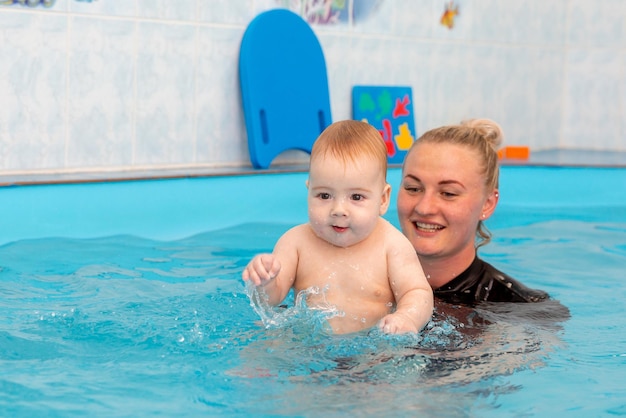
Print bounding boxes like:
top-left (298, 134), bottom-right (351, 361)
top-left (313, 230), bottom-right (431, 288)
top-left (311, 120), bottom-right (388, 179)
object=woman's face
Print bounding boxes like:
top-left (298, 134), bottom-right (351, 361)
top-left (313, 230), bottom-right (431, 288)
top-left (397, 141), bottom-right (498, 261)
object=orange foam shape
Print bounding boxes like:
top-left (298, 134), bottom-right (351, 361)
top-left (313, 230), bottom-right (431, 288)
top-left (499, 146), bottom-right (530, 160)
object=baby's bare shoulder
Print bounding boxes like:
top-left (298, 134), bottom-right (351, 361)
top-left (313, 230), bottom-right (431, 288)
top-left (277, 224), bottom-right (317, 247)
top-left (378, 218), bottom-right (407, 239)
top-left (285, 223), bottom-right (315, 237)
top-left (378, 219), bottom-right (415, 250)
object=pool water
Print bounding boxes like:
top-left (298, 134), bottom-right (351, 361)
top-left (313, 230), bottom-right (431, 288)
top-left (1, 167), bottom-right (625, 417)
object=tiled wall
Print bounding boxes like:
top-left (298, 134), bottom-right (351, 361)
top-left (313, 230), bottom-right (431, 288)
top-left (1, 0), bottom-right (625, 176)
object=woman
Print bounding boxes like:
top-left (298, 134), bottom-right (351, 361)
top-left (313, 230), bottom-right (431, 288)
top-left (397, 119), bottom-right (550, 305)
top-left (395, 119), bottom-right (568, 382)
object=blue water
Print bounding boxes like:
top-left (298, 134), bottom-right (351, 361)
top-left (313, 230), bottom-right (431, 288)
top-left (1, 167), bottom-right (625, 417)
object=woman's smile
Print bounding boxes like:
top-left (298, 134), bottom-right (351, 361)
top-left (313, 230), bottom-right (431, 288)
top-left (414, 221), bottom-right (444, 233)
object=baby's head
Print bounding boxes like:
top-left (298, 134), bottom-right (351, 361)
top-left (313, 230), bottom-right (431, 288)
top-left (307, 120), bottom-right (391, 248)
top-left (310, 120), bottom-right (388, 179)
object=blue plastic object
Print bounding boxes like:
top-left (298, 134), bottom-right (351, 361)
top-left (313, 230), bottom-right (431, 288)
top-left (352, 86), bottom-right (417, 164)
top-left (239, 9), bottom-right (332, 169)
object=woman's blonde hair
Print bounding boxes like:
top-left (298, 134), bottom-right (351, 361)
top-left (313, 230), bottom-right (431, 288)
top-left (407, 118), bottom-right (503, 247)
top-left (310, 120), bottom-right (388, 179)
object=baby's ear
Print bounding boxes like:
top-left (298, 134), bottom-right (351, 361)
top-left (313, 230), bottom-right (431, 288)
top-left (305, 179), bottom-right (309, 189)
top-left (379, 183), bottom-right (391, 215)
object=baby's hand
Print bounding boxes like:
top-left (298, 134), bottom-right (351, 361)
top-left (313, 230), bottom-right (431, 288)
top-left (378, 312), bottom-right (418, 334)
top-left (242, 254), bottom-right (281, 286)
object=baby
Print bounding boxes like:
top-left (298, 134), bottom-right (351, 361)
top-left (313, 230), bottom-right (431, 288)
top-left (243, 120), bottom-right (433, 334)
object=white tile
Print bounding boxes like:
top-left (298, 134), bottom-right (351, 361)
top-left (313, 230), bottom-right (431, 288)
top-left (66, 16), bottom-right (136, 168)
top-left (0, 12), bottom-right (66, 171)
top-left (199, 0), bottom-right (255, 25)
top-left (392, 0), bottom-right (439, 39)
top-left (195, 26), bottom-right (248, 165)
top-left (134, 21), bottom-right (196, 165)
top-left (2, 0), bottom-right (626, 175)
top-left (526, 48), bottom-right (564, 150)
top-left (136, 0), bottom-right (197, 21)
top-left (69, 0), bottom-right (137, 17)
top-left (562, 48), bottom-right (622, 149)
top-left (568, 0), bottom-right (626, 46)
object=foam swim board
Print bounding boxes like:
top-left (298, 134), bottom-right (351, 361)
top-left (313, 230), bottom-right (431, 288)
top-left (239, 9), bottom-right (332, 169)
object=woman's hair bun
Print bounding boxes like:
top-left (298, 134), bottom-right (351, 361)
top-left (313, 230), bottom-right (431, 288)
top-left (461, 118), bottom-right (503, 149)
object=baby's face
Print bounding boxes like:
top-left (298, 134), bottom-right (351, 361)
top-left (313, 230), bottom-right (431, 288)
top-left (307, 154), bottom-right (390, 248)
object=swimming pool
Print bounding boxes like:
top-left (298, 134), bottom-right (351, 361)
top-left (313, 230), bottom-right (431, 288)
top-left (1, 166), bottom-right (625, 417)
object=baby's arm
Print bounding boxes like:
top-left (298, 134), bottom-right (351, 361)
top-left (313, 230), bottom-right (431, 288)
top-left (242, 227), bottom-right (300, 306)
top-left (242, 253), bottom-right (281, 286)
top-left (379, 230), bottom-right (434, 334)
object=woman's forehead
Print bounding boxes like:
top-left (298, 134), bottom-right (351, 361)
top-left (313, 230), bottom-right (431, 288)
top-left (404, 142), bottom-right (485, 182)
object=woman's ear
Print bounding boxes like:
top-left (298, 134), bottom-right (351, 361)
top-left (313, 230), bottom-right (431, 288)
top-left (481, 188), bottom-right (499, 220)
top-left (379, 183), bottom-right (392, 216)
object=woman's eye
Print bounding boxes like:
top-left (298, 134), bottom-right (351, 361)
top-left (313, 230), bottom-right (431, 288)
top-left (441, 191), bottom-right (458, 198)
top-left (403, 185), bottom-right (422, 193)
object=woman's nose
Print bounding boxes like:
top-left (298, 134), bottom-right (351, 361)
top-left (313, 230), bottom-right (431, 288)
top-left (413, 192), bottom-right (436, 215)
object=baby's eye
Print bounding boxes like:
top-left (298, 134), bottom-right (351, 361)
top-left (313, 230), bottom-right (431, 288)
top-left (351, 194), bottom-right (364, 201)
top-left (318, 192), bottom-right (331, 200)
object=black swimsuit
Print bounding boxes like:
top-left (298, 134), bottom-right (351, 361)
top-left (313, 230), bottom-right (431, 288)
top-left (433, 256), bottom-right (550, 305)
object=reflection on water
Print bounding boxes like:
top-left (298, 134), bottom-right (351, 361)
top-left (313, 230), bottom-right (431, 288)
top-left (234, 285), bottom-right (570, 416)
top-left (243, 283), bottom-right (568, 390)
top-left (4, 220), bottom-right (619, 416)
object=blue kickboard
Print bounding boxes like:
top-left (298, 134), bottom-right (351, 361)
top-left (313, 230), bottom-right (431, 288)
top-left (239, 9), bottom-right (332, 169)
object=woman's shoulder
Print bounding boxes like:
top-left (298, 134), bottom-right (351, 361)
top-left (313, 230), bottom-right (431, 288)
top-left (434, 257), bottom-right (550, 304)
top-left (480, 260), bottom-right (549, 303)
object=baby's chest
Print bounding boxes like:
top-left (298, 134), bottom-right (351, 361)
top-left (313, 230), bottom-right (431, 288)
top-left (296, 252), bottom-right (390, 293)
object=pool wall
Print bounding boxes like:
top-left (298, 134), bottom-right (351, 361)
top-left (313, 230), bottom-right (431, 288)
top-left (1, 2), bottom-right (626, 178)
top-left (1, 166), bottom-right (624, 245)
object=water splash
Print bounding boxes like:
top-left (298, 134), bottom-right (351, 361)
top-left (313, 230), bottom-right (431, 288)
top-left (245, 282), bottom-right (343, 333)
